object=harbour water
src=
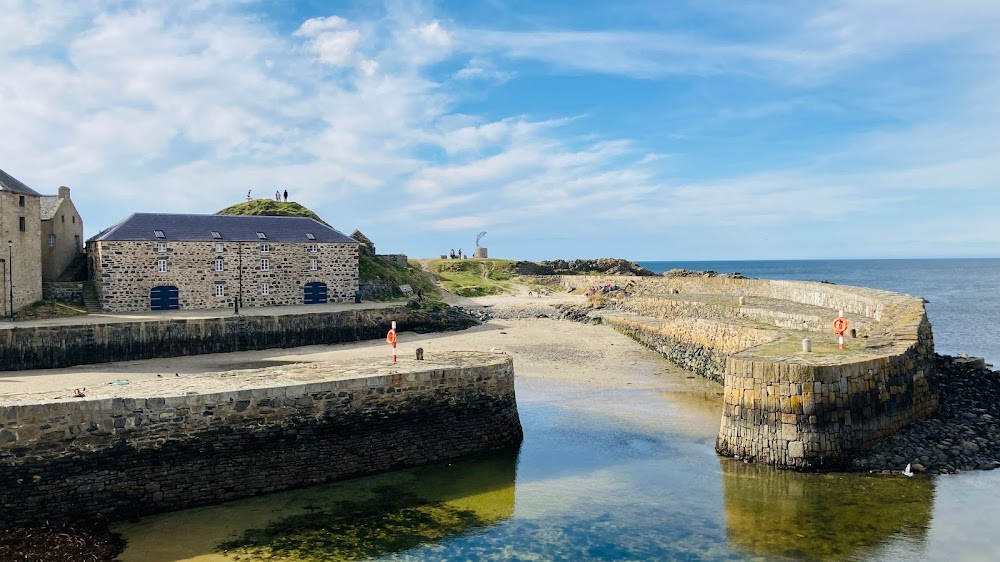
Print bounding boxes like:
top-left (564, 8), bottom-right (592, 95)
top-left (116, 260), bottom-right (1000, 561)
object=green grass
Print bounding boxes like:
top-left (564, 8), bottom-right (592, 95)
top-left (426, 259), bottom-right (517, 297)
top-left (754, 337), bottom-right (864, 358)
top-left (359, 254), bottom-right (438, 300)
top-left (216, 200), bottom-right (329, 225)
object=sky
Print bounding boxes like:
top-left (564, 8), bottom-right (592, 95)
top-left (2, 0), bottom-right (999, 261)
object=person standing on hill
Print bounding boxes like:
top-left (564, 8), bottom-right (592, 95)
top-left (275, 190), bottom-right (281, 201)
top-left (283, 189), bottom-right (288, 202)
top-left (247, 190), bottom-right (252, 200)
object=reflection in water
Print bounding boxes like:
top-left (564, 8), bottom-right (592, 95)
top-left (720, 458), bottom-right (934, 560)
top-left (116, 450), bottom-right (517, 562)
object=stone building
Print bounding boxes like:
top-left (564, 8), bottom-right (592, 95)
top-left (40, 186), bottom-right (84, 281)
top-left (0, 168), bottom-right (44, 314)
top-left (87, 213), bottom-right (359, 312)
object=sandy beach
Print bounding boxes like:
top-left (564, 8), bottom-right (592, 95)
top-left (0, 290), bottom-right (720, 410)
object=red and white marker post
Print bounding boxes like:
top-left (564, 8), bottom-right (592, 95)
top-left (833, 310), bottom-right (848, 350)
top-left (387, 321), bottom-right (397, 363)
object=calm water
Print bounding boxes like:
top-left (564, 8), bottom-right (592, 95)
top-left (116, 259), bottom-right (1000, 561)
top-left (639, 258), bottom-right (1000, 365)
top-left (117, 376), bottom-right (1000, 561)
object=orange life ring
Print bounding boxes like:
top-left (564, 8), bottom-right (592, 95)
top-left (833, 317), bottom-right (848, 334)
top-left (386, 329), bottom-right (397, 345)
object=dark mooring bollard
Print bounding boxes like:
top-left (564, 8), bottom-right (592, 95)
top-left (416, 347), bottom-right (424, 360)
top-left (850, 328), bottom-right (857, 338)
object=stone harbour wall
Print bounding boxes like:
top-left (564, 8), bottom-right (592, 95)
top-left (552, 275), bottom-right (937, 469)
top-left (0, 306), bottom-right (477, 372)
top-left (717, 319), bottom-right (937, 468)
top-left (0, 353), bottom-right (522, 527)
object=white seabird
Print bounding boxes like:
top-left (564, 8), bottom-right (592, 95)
top-left (902, 463), bottom-right (914, 477)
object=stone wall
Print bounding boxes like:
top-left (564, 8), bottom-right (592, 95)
top-left (0, 306), bottom-right (477, 372)
top-left (41, 281), bottom-right (84, 305)
top-left (0, 353), bottom-right (522, 527)
top-left (90, 240), bottom-right (359, 312)
top-left (377, 253), bottom-right (409, 267)
top-left (550, 275), bottom-right (937, 469)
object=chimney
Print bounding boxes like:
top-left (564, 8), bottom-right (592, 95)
top-left (58, 186), bottom-right (70, 199)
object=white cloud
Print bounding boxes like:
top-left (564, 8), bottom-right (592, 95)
top-left (416, 20), bottom-right (451, 48)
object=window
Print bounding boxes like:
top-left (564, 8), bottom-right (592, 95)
top-left (310, 258), bottom-right (318, 271)
top-left (19, 217), bottom-right (25, 232)
top-left (260, 243), bottom-right (270, 253)
top-left (18, 196), bottom-right (25, 207)
top-left (154, 230), bottom-right (165, 238)
top-left (309, 243), bottom-right (318, 253)
top-left (215, 258), bottom-right (224, 272)
top-left (61, 215), bottom-right (65, 223)
top-left (215, 242), bottom-right (224, 253)
top-left (306, 233), bottom-right (316, 240)
top-left (157, 259), bottom-right (168, 273)
top-left (72, 215), bottom-right (76, 224)
top-left (48, 234), bottom-right (56, 247)
top-left (260, 258), bottom-right (270, 271)
top-left (260, 283), bottom-right (269, 295)
top-left (256, 232), bottom-right (267, 239)
top-left (157, 242), bottom-right (167, 253)
top-left (215, 284), bottom-right (225, 297)
top-left (211, 231), bottom-right (222, 239)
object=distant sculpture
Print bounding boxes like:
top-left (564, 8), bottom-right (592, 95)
top-left (476, 231), bottom-right (487, 247)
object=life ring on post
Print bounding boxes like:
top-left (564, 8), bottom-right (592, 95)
top-left (832, 317), bottom-right (848, 335)
top-left (386, 329), bottom-right (397, 345)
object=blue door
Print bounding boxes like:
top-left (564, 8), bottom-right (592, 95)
top-left (150, 285), bottom-right (180, 311)
top-left (303, 282), bottom-right (328, 304)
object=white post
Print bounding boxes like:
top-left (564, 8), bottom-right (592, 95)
top-left (391, 321), bottom-right (397, 363)
top-left (838, 310), bottom-right (844, 349)
top-left (802, 338), bottom-right (812, 353)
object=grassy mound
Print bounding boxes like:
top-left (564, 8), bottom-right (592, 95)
top-left (425, 259), bottom-right (517, 297)
top-left (216, 200), bottom-right (329, 226)
top-left (360, 254), bottom-right (438, 300)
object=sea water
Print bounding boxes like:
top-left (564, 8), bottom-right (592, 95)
top-left (116, 260), bottom-right (1000, 561)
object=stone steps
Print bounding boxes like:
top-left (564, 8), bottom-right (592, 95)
top-left (82, 281), bottom-right (102, 314)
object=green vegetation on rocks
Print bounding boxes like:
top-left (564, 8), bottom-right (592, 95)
top-left (217, 488), bottom-right (489, 561)
top-left (216, 200), bottom-right (329, 225)
top-left (359, 254), bottom-right (438, 300)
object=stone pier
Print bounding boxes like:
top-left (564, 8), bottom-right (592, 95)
top-left (551, 275), bottom-right (937, 469)
top-left (0, 352), bottom-right (522, 527)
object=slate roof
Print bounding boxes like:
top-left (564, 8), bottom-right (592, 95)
top-left (0, 168), bottom-right (42, 196)
top-left (40, 196), bottom-right (62, 220)
top-left (89, 213), bottom-right (358, 244)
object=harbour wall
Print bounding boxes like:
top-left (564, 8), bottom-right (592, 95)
top-left (0, 306), bottom-right (475, 372)
top-left (552, 276), bottom-right (937, 469)
top-left (0, 353), bottom-right (522, 527)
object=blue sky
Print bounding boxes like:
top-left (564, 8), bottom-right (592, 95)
top-left (2, 0), bottom-right (999, 260)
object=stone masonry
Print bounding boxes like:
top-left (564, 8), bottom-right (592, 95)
top-left (90, 240), bottom-right (359, 311)
top-left (0, 352), bottom-right (523, 527)
top-left (556, 275), bottom-right (937, 469)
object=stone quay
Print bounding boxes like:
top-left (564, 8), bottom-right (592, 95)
top-left (542, 275), bottom-right (937, 470)
top-left (0, 352), bottom-right (522, 528)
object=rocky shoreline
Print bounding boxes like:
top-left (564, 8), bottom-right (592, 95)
top-left (851, 355), bottom-right (1000, 475)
